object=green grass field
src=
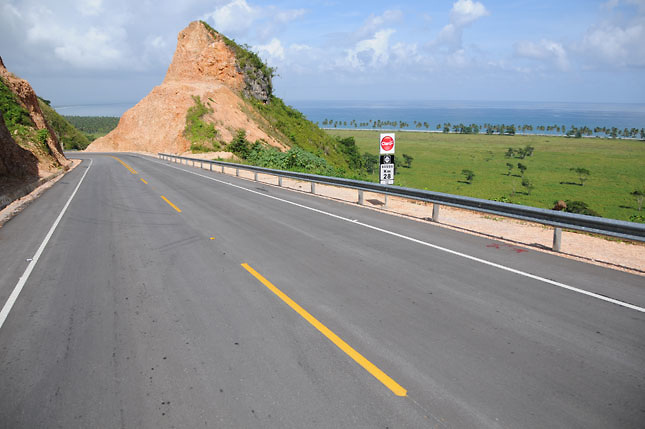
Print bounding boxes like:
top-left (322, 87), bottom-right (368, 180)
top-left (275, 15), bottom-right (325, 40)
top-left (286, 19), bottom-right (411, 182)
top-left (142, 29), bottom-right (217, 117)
top-left (325, 130), bottom-right (645, 221)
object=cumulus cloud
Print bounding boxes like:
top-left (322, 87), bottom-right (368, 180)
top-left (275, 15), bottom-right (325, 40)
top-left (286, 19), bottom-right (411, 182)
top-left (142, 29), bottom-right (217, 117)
top-left (577, 19), bottom-right (645, 67)
top-left (77, 0), bottom-right (103, 16)
top-left (432, 0), bottom-right (489, 51)
top-left (203, 0), bottom-right (306, 41)
top-left (17, 3), bottom-right (133, 70)
top-left (343, 29), bottom-right (395, 70)
top-left (256, 38), bottom-right (285, 61)
top-left (514, 39), bottom-right (569, 71)
top-left (353, 9), bottom-right (403, 40)
top-left (206, 0), bottom-right (260, 37)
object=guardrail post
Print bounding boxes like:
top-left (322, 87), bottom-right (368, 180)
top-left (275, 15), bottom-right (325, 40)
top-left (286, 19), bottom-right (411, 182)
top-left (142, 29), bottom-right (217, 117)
top-left (553, 227), bottom-right (562, 252)
top-left (221, 165), bottom-right (225, 173)
top-left (209, 163), bottom-right (212, 171)
top-left (311, 182), bottom-right (316, 194)
top-left (278, 176), bottom-right (282, 187)
top-left (254, 172), bottom-right (258, 181)
top-left (236, 168), bottom-right (239, 177)
top-left (358, 190), bottom-right (364, 205)
top-left (384, 194), bottom-right (388, 208)
top-left (201, 161), bottom-right (203, 169)
top-left (432, 203), bottom-right (440, 222)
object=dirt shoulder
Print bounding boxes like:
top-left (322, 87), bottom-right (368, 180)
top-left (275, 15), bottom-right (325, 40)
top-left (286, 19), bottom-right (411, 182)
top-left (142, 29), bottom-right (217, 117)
top-left (0, 159), bottom-right (81, 227)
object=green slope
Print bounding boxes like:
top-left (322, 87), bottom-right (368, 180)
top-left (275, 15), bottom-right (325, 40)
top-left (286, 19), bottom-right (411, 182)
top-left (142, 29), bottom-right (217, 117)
top-left (38, 98), bottom-right (90, 150)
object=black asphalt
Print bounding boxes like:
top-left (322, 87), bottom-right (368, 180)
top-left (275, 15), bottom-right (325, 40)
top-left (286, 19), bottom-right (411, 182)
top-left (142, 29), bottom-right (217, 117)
top-left (0, 153), bottom-right (643, 428)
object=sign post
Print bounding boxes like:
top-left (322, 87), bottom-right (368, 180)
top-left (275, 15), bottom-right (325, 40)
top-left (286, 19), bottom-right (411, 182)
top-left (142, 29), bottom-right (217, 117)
top-left (379, 133), bottom-right (395, 185)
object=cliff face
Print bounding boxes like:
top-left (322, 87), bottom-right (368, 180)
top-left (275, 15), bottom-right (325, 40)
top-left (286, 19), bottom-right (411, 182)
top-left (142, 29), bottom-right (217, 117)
top-left (87, 21), bottom-right (286, 154)
top-left (0, 57), bottom-right (67, 179)
top-left (0, 110), bottom-right (38, 178)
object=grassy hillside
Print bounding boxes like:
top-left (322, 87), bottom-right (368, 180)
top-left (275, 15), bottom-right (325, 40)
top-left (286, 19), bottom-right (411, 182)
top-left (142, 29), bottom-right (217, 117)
top-left (326, 129), bottom-right (645, 221)
top-left (0, 77), bottom-right (52, 157)
top-left (38, 99), bottom-right (90, 150)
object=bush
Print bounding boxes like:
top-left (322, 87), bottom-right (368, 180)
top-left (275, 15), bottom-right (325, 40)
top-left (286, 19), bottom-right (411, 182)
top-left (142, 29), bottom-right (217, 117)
top-left (561, 200), bottom-right (600, 217)
top-left (227, 129), bottom-right (252, 158)
top-left (629, 214), bottom-right (645, 223)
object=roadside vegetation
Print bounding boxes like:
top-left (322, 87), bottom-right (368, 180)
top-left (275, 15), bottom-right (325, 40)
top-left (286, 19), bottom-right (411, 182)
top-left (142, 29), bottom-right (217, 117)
top-left (326, 129), bottom-right (645, 222)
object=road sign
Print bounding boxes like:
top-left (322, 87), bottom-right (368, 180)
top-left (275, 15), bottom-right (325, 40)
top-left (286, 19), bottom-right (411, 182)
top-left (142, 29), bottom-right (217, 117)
top-left (380, 133), bottom-right (395, 155)
top-left (379, 154), bottom-right (394, 185)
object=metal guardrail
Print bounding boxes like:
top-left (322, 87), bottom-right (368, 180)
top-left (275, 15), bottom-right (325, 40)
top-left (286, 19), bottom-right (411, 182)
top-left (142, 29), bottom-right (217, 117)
top-left (158, 153), bottom-right (645, 248)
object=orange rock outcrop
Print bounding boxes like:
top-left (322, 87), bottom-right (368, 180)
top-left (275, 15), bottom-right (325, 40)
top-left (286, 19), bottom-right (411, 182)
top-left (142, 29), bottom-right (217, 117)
top-left (87, 21), bottom-right (286, 154)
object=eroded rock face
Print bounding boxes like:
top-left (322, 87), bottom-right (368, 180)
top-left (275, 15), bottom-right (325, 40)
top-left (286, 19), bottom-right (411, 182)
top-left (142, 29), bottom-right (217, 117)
top-left (87, 21), bottom-right (285, 154)
top-left (0, 111), bottom-right (38, 178)
top-left (0, 57), bottom-right (67, 176)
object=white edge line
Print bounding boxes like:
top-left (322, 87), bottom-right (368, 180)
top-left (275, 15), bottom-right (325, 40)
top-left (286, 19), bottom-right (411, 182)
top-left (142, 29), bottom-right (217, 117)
top-left (0, 158), bottom-right (94, 330)
top-left (148, 156), bottom-right (645, 313)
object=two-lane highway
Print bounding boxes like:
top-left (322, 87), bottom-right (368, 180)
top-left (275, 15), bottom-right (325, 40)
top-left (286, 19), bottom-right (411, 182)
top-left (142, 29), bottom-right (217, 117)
top-left (0, 153), bottom-right (643, 428)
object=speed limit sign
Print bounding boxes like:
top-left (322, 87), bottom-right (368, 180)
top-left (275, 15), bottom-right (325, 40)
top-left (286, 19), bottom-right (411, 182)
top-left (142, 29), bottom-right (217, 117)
top-left (379, 155), bottom-right (394, 185)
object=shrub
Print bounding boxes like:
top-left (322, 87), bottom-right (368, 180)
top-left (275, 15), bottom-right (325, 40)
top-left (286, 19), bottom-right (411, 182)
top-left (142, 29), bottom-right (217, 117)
top-left (227, 129), bottom-right (252, 158)
top-left (629, 214), bottom-right (645, 223)
top-left (562, 200), bottom-right (600, 217)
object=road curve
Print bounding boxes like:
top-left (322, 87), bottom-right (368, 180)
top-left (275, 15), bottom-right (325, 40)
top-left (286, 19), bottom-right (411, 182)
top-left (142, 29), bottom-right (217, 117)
top-left (0, 153), bottom-right (643, 428)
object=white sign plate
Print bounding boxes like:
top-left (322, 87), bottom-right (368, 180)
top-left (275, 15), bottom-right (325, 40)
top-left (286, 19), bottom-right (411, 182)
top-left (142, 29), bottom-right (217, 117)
top-left (380, 163), bottom-right (394, 184)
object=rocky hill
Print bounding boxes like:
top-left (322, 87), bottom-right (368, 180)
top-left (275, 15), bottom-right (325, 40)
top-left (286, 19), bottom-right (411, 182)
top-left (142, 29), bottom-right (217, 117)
top-left (86, 21), bottom-right (347, 169)
top-left (0, 57), bottom-right (68, 186)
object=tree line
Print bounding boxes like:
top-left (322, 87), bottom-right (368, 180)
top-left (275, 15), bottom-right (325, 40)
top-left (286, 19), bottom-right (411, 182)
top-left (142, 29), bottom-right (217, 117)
top-left (318, 118), bottom-right (645, 139)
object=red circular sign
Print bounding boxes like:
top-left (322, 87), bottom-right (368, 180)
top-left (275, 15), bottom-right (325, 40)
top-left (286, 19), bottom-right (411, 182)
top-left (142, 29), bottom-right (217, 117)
top-left (380, 135), bottom-right (394, 151)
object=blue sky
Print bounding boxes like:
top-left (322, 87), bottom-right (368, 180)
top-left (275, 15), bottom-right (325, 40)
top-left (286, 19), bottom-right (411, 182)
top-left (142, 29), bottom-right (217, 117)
top-left (1, 0), bottom-right (644, 106)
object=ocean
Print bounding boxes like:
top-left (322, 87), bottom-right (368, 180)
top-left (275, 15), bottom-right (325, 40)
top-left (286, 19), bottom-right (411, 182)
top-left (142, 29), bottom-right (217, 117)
top-left (53, 100), bottom-right (645, 135)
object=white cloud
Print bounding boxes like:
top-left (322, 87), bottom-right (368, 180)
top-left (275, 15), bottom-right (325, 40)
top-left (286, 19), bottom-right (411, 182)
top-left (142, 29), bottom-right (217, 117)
top-left (342, 29), bottom-right (395, 71)
top-left (53, 27), bottom-right (127, 68)
top-left (256, 38), bottom-right (285, 61)
top-left (354, 9), bottom-right (403, 40)
top-left (451, 0), bottom-right (489, 26)
top-left (207, 0), bottom-right (259, 37)
top-left (573, 0), bottom-right (645, 68)
top-left (203, 0), bottom-right (306, 42)
top-left (432, 0), bottom-right (489, 51)
top-left (77, 0), bottom-right (103, 16)
top-left (514, 39), bottom-right (569, 71)
top-left (578, 22), bottom-right (645, 67)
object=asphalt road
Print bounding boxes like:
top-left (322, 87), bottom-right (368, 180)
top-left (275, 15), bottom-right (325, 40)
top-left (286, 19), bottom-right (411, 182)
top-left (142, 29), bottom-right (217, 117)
top-left (0, 153), bottom-right (643, 428)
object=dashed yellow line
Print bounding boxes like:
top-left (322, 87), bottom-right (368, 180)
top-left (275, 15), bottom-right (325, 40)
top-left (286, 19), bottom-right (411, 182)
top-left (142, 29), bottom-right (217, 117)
top-left (161, 195), bottom-right (181, 213)
top-left (241, 263), bottom-right (407, 397)
top-left (140, 178), bottom-right (148, 184)
top-left (110, 156), bottom-right (137, 174)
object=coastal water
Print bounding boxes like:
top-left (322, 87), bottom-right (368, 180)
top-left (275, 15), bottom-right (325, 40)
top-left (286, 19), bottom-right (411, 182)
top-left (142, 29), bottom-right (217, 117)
top-left (292, 100), bottom-right (645, 134)
top-left (54, 100), bottom-right (645, 134)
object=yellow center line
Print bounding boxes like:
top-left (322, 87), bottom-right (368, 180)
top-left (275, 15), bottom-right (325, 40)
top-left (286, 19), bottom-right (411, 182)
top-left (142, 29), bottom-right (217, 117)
top-left (241, 263), bottom-right (407, 397)
top-left (109, 156), bottom-right (137, 174)
top-left (161, 195), bottom-right (182, 213)
top-left (140, 178), bottom-right (148, 184)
